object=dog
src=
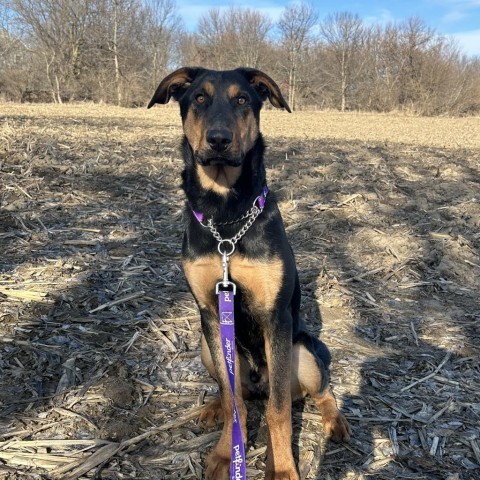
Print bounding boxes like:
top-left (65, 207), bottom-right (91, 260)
top-left (148, 67), bottom-right (351, 480)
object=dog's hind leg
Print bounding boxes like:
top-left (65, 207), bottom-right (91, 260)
top-left (291, 340), bottom-right (351, 443)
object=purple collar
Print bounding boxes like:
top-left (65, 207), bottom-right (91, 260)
top-left (192, 185), bottom-right (268, 225)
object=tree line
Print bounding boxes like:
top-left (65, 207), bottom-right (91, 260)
top-left (1, 0), bottom-right (479, 115)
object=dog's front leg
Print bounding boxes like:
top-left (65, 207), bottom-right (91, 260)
top-left (264, 316), bottom-right (299, 480)
top-left (201, 310), bottom-right (247, 480)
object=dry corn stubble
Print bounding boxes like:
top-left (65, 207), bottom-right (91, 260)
top-left (1, 103), bottom-right (479, 479)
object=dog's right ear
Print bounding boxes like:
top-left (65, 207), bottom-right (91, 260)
top-left (148, 67), bottom-right (204, 108)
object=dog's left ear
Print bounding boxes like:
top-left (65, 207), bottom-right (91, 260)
top-left (148, 67), bottom-right (204, 108)
top-left (237, 68), bottom-right (291, 113)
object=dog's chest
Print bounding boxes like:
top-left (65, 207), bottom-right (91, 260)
top-left (183, 254), bottom-right (284, 313)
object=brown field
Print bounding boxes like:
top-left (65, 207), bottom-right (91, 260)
top-left (1, 104), bottom-right (480, 480)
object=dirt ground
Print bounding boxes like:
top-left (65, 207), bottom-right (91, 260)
top-left (1, 104), bottom-right (479, 480)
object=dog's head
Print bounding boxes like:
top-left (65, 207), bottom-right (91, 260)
top-left (148, 67), bottom-right (290, 167)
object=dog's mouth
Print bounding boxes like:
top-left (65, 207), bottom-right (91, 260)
top-left (197, 155), bottom-right (242, 168)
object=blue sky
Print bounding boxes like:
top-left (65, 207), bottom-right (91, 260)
top-left (177, 0), bottom-right (480, 57)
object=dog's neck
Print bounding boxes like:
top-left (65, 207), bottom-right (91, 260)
top-left (181, 135), bottom-right (267, 223)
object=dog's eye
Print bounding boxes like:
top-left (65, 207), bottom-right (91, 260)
top-left (237, 95), bottom-right (248, 106)
top-left (195, 94), bottom-right (205, 104)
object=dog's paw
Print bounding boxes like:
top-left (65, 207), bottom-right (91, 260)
top-left (313, 388), bottom-right (352, 443)
top-left (324, 410), bottom-right (351, 443)
top-left (199, 397), bottom-right (224, 427)
top-left (205, 448), bottom-right (230, 480)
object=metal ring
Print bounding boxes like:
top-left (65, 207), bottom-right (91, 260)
top-left (217, 239), bottom-right (235, 256)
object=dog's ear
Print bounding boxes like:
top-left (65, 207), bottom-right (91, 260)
top-left (237, 68), bottom-right (291, 113)
top-left (148, 67), bottom-right (204, 108)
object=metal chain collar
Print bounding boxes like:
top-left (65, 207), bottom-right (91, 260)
top-left (192, 186), bottom-right (268, 258)
top-left (203, 202), bottom-right (262, 256)
top-left (214, 202), bottom-right (262, 226)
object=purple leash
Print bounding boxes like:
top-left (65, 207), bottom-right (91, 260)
top-left (218, 287), bottom-right (247, 480)
top-left (216, 245), bottom-right (246, 480)
top-left (193, 186), bottom-right (269, 480)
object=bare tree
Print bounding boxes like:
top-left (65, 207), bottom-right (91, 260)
top-left (195, 7), bottom-right (272, 70)
top-left (225, 8), bottom-right (272, 68)
top-left (277, 2), bottom-right (317, 110)
top-left (396, 17), bottom-right (435, 110)
top-left (197, 8), bottom-right (227, 69)
top-left (319, 12), bottom-right (366, 111)
top-left (112, 0), bottom-right (122, 105)
top-left (0, 1), bottom-right (29, 100)
top-left (366, 23), bottom-right (405, 111)
top-left (144, 0), bottom-right (182, 89)
top-left (90, 0), bottom-right (152, 106)
top-left (0, 2), bottom-right (17, 60)
top-left (101, 0), bottom-right (142, 106)
top-left (10, 0), bottom-right (93, 103)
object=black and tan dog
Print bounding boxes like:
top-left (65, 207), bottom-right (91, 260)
top-left (148, 67), bottom-right (351, 480)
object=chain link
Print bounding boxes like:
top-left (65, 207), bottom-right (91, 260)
top-left (214, 203), bottom-right (260, 226)
top-left (202, 204), bottom-right (262, 254)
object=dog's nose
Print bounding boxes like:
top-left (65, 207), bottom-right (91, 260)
top-left (206, 129), bottom-right (232, 153)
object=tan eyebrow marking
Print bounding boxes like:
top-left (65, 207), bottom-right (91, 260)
top-left (203, 81), bottom-right (215, 97)
top-left (227, 84), bottom-right (242, 98)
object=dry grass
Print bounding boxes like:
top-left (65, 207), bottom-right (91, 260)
top-left (1, 103), bottom-right (480, 480)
